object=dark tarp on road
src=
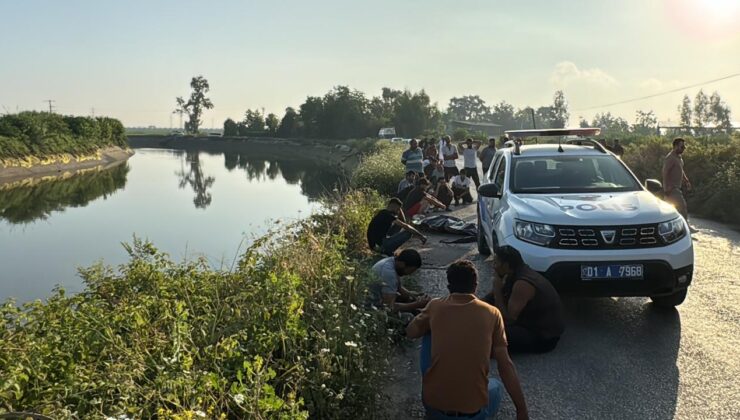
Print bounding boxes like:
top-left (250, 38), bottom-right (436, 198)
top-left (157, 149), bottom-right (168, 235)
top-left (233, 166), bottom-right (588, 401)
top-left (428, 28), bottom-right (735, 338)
top-left (415, 214), bottom-right (478, 243)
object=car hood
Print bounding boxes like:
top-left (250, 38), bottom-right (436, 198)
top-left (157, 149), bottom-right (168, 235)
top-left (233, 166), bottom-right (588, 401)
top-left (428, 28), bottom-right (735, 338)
top-left (509, 191), bottom-right (679, 226)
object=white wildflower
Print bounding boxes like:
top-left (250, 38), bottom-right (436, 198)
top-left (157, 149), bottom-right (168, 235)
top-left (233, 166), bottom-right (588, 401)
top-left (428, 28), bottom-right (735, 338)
top-left (233, 393), bottom-right (246, 404)
top-left (344, 341), bottom-right (358, 348)
top-left (195, 410), bottom-right (206, 418)
top-left (320, 348), bottom-right (330, 353)
top-left (350, 303), bottom-right (358, 311)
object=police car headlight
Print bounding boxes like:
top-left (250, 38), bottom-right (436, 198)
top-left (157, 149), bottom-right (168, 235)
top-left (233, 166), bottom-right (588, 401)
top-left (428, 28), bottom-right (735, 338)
top-left (658, 218), bottom-right (686, 244)
top-left (514, 220), bottom-right (556, 246)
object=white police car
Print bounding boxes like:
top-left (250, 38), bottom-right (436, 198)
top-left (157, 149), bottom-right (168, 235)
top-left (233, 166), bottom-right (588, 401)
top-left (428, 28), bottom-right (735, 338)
top-left (477, 128), bottom-right (693, 307)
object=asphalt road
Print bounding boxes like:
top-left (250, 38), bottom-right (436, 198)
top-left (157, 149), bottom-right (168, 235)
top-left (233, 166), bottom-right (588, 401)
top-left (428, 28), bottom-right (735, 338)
top-left (384, 204), bottom-right (740, 419)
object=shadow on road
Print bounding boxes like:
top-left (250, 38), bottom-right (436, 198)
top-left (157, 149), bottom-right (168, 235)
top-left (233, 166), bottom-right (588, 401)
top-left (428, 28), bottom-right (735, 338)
top-left (501, 297), bottom-right (681, 419)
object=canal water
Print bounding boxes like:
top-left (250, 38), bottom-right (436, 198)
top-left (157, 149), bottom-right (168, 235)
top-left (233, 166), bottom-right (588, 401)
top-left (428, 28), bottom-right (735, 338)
top-left (0, 148), bottom-right (343, 303)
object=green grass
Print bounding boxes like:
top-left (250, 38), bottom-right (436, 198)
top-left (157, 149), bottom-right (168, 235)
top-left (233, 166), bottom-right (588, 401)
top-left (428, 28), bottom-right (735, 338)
top-left (351, 143), bottom-right (406, 196)
top-left (0, 190), bottom-right (394, 419)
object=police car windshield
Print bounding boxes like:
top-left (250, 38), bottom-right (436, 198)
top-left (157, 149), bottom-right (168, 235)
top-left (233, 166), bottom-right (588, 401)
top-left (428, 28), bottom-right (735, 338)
top-left (509, 155), bottom-right (641, 194)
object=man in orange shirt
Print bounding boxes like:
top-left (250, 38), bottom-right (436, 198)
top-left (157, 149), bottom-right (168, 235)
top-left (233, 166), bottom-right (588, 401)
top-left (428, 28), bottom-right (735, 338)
top-left (406, 260), bottom-right (529, 419)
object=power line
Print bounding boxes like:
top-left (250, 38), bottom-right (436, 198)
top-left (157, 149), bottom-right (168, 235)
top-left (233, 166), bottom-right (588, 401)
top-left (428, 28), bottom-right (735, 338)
top-left (44, 99), bottom-right (56, 113)
top-left (574, 72), bottom-right (740, 111)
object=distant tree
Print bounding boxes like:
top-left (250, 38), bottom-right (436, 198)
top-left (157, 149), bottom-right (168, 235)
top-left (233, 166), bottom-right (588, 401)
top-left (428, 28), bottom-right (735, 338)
top-left (391, 89), bottom-right (441, 137)
top-left (265, 113), bottom-right (279, 136)
top-left (678, 95), bottom-right (692, 130)
top-left (632, 110), bottom-right (658, 135)
top-left (693, 90), bottom-right (710, 127)
top-left (236, 122), bottom-right (250, 136)
top-left (175, 76), bottom-right (214, 134)
top-left (446, 95), bottom-right (491, 122)
top-left (709, 91), bottom-right (732, 131)
top-left (299, 96), bottom-right (324, 138)
top-left (490, 101), bottom-right (517, 130)
top-left (535, 106), bottom-right (557, 129)
top-left (552, 90), bottom-right (570, 128)
top-left (452, 128), bottom-right (469, 142)
top-left (243, 109), bottom-right (266, 131)
top-left (223, 118), bottom-right (238, 136)
top-left (515, 107), bottom-right (536, 129)
top-left (591, 112), bottom-right (629, 133)
top-left (319, 86), bottom-right (372, 139)
top-left (579, 117), bottom-right (589, 128)
top-left (277, 107), bottom-right (301, 137)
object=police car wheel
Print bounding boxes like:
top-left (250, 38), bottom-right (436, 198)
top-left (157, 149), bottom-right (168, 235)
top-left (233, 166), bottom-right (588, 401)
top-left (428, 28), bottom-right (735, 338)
top-left (650, 289), bottom-right (687, 308)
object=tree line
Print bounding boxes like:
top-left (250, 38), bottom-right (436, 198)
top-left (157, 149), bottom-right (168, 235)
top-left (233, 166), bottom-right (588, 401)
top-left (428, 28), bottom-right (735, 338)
top-left (174, 76), bottom-right (733, 139)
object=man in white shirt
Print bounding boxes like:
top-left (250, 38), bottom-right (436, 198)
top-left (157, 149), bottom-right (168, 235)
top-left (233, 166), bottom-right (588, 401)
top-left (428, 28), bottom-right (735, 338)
top-left (441, 136), bottom-right (459, 181)
top-left (458, 138), bottom-right (482, 188)
top-left (451, 169), bottom-right (473, 205)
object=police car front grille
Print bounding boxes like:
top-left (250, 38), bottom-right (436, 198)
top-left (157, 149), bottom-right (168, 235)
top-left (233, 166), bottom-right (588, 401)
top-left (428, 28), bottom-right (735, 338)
top-left (552, 224), bottom-right (663, 249)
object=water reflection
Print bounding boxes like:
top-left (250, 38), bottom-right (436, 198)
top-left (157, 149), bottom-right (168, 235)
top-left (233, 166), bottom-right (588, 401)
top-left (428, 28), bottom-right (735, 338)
top-left (176, 151), bottom-right (215, 209)
top-left (0, 150), bottom-right (346, 221)
top-left (0, 164), bottom-right (129, 224)
top-left (223, 152), bottom-right (346, 200)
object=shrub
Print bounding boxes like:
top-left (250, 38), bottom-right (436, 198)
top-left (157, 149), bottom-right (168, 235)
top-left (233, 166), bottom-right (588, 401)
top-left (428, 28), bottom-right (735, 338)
top-left (0, 190), bottom-right (393, 419)
top-left (0, 112), bottom-right (128, 160)
top-left (351, 143), bottom-right (406, 196)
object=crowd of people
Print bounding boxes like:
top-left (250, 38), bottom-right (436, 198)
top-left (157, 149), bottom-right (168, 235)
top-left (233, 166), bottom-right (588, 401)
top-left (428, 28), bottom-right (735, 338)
top-left (365, 134), bottom-right (694, 418)
top-left (398, 136), bottom-right (497, 219)
top-left (366, 135), bottom-right (561, 419)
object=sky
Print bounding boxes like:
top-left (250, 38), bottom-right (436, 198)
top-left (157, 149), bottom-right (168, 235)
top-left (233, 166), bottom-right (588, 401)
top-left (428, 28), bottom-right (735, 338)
top-left (1, 0), bottom-right (739, 128)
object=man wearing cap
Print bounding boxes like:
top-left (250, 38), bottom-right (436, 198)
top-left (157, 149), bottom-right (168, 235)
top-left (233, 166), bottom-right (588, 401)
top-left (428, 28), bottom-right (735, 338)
top-left (407, 260), bottom-right (529, 419)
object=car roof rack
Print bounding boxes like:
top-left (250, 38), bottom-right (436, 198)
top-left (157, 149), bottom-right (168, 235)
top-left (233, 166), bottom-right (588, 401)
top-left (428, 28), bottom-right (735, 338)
top-left (564, 138), bottom-right (608, 154)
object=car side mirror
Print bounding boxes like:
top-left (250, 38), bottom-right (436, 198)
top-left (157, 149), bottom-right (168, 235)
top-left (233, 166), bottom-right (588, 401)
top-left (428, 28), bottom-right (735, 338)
top-left (478, 183), bottom-right (500, 198)
top-left (645, 179), bottom-right (663, 194)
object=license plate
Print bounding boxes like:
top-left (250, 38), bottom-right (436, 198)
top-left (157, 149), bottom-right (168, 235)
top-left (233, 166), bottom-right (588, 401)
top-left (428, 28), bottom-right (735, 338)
top-left (581, 264), bottom-right (643, 280)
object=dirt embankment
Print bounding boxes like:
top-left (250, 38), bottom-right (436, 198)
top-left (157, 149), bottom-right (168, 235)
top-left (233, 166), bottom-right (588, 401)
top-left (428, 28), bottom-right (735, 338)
top-left (127, 135), bottom-right (359, 173)
top-left (0, 146), bottom-right (134, 187)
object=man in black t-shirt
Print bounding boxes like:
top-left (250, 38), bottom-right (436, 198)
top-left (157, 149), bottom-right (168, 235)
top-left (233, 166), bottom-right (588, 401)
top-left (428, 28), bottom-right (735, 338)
top-left (367, 198), bottom-right (427, 255)
top-left (482, 246), bottom-right (565, 354)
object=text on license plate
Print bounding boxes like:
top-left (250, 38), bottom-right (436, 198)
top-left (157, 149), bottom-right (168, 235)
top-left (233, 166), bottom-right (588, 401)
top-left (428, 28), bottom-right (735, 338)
top-left (580, 264), bottom-right (643, 280)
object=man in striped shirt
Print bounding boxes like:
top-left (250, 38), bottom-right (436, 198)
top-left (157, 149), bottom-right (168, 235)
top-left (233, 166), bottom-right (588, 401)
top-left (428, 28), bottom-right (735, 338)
top-left (402, 139), bottom-right (424, 176)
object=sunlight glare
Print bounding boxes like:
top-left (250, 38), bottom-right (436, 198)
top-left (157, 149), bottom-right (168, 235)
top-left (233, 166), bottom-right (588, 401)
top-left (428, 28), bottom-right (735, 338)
top-left (666, 0), bottom-right (740, 38)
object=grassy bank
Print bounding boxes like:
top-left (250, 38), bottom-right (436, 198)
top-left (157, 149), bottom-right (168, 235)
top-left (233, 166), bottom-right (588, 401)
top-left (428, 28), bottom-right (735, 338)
top-left (351, 143), bottom-right (406, 196)
top-left (0, 112), bottom-right (128, 160)
top-left (0, 189), bottom-right (396, 419)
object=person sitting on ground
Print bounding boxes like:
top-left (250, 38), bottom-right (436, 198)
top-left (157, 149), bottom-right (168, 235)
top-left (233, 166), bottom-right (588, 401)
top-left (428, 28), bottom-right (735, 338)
top-left (371, 249), bottom-right (431, 314)
top-left (367, 197), bottom-right (427, 255)
top-left (398, 170), bottom-right (417, 193)
top-left (450, 169), bottom-right (473, 205)
top-left (458, 138), bottom-right (482, 188)
top-left (482, 246), bottom-right (565, 354)
top-left (403, 178), bottom-right (447, 217)
top-left (402, 138), bottom-right (425, 176)
top-left (434, 177), bottom-right (453, 210)
top-left (481, 137), bottom-right (497, 174)
top-left (427, 160), bottom-right (445, 185)
top-left (406, 260), bottom-right (529, 420)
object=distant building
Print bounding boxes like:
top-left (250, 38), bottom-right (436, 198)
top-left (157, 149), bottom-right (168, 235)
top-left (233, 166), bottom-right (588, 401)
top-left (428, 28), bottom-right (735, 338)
top-left (449, 120), bottom-right (503, 137)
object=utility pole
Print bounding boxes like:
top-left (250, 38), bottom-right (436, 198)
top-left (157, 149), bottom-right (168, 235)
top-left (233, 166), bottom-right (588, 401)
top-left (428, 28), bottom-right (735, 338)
top-left (169, 114), bottom-right (173, 129)
top-left (44, 99), bottom-right (56, 113)
top-left (91, 107), bottom-right (95, 117)
top-left (529, 108), bottom-right (536, 129)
